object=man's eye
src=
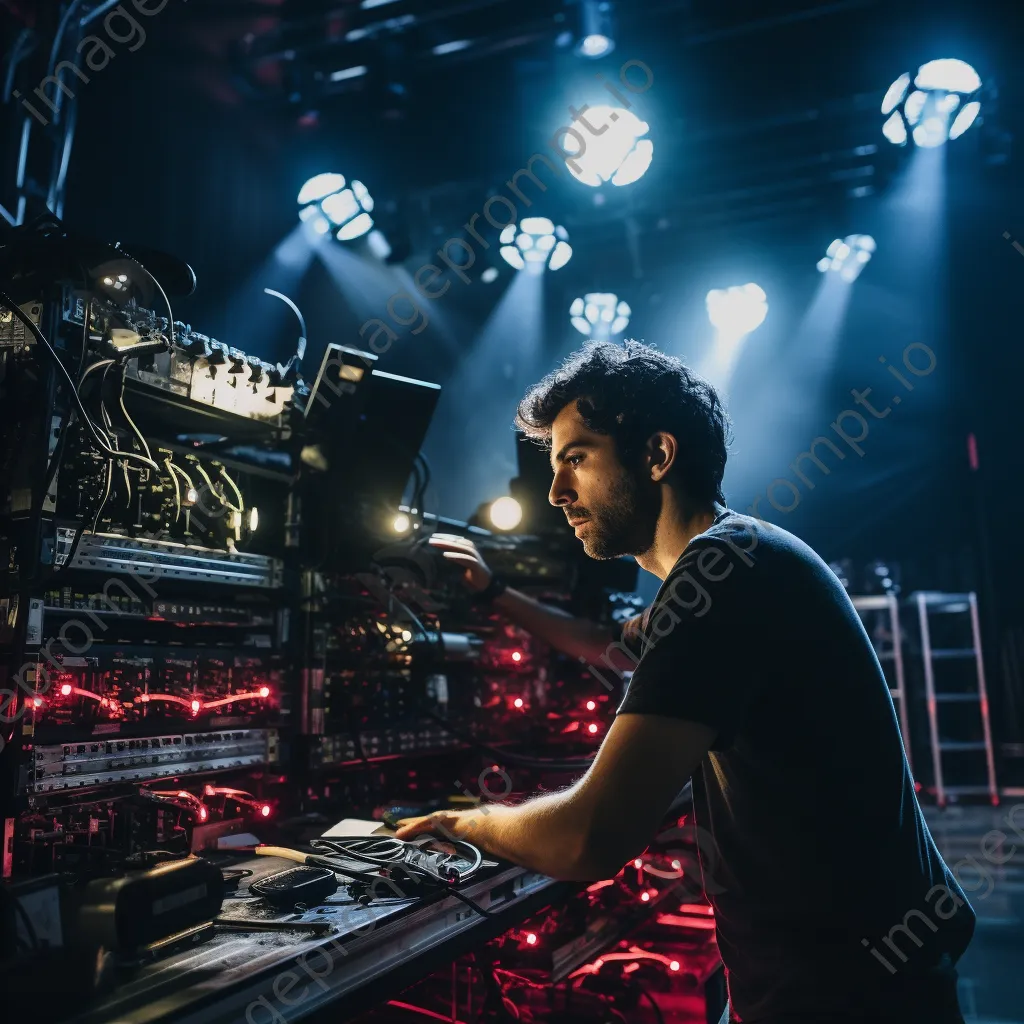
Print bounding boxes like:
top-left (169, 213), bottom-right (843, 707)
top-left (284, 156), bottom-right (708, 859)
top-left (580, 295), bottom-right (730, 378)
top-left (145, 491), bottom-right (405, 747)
top-left (568, 454), bottom-right (584, 467)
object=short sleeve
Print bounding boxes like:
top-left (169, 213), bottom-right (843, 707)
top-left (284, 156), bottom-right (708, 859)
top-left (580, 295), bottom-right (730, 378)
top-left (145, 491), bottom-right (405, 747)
top-left (620, 611), bottom-right (650, 661)
top-left (615, 535), bottom-right (764, 749)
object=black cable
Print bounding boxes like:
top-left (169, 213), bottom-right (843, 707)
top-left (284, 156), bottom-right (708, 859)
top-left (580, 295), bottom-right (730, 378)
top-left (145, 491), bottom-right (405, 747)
top-left (310, 836), bottom-right (483, 885)
top-left (0, 288), bottom-right (157, 471)
top-left (635, 984), bottom-right (666, 1024)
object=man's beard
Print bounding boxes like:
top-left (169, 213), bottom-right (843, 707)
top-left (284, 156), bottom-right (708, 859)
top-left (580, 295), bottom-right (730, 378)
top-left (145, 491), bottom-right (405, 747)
top-left (569, 470), bottom-right (658, 560)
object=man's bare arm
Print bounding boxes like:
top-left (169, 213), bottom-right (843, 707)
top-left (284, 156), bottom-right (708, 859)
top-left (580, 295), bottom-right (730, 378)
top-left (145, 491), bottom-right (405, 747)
top-left (394, 713), bottom-right (716, 880)
top-left (430, 534), bottom-right (635, 670)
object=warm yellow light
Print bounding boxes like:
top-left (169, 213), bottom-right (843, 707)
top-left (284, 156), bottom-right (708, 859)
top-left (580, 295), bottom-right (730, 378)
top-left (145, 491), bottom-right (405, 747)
top-left (393, 513), bottom-right (411, 533)
top-left (489, 496), bottom-right (522, 531)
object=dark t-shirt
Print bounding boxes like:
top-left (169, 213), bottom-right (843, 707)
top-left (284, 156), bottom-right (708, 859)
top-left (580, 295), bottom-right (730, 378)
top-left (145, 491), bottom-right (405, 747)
top-left (616, 509), bottom-right (975, 1023)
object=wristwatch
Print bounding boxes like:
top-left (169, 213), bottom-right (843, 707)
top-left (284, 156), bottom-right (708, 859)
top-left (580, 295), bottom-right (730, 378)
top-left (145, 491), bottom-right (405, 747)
top-left (474, 574), bottom-right (508, 604)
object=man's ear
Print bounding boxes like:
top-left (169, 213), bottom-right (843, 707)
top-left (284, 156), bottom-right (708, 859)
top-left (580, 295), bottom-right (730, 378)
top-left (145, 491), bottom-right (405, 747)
top-left (646, 431), bottom-right (679, 482)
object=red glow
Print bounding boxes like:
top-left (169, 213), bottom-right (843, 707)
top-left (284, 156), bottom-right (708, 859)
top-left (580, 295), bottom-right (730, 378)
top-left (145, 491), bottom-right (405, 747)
top-left (260, 804), bottom-right (271, 818)
top-left (199, 806), bottom-right (208, 821)
top-left (640, 891), bottom-right (650, 902)
top-left (586, 879), bottom-right (614, 893)
top-left (513, 697), bottom-right (524, 708)
top-left (33, 697), bottom-right (42, 708)
top-left (633, 858), bottom-right (643, 869)
top-left (259, 686), bottom-right (270, 698)
top-left (587, 723), bottom-right (598, 734)
top-left (525, 932), bottom-right (537, 946)
top-left (585, 700), bottom-right (596, 711)
top-left (679, 904), bottom-right (714, 915)
top-left (191, 699), bottom-right (201, 714)
top-left (670, 960), bottom-right (680, 971)
top-left (511, 651), bottom-right (522, 663)
top-left (60, 683), bottom-right (72, 696)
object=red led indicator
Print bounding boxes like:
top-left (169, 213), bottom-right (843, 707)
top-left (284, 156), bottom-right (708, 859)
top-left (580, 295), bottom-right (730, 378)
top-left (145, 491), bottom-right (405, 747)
top-left (525, 932), bottom-right (537, 945)
top-left (587, 723), bottom-right (598, 734)
top-left (586, 700), bottom-right (596, 711)
top-left (60, 683), bottom-right (72, 696)
top-left (513, 697), bottom-right (524, 708)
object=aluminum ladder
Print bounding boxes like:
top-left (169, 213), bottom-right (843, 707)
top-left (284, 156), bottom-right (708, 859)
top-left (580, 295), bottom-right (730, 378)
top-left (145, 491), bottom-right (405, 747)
top-left (914, 591), bottom-right (998, 806)
top-left (852, 594), bottom-right (912, 771)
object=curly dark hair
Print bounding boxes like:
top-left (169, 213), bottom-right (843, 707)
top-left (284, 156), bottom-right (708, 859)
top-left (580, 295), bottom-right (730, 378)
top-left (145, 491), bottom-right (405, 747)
top-left (515, 340), bottom-right (731, 506)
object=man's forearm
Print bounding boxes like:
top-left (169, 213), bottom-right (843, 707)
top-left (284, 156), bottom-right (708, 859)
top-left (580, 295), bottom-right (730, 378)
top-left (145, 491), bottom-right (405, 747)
top-left (493, 587), bottom-right (628, 669)
top-left (447, 793), bottom-right (604, 881)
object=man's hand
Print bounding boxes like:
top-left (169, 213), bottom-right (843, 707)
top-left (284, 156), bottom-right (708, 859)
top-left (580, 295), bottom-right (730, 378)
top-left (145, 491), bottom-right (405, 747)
top-left (393, 808), bottom-right (483, 841)
top-left (429, 534), bottom-right (492, 593)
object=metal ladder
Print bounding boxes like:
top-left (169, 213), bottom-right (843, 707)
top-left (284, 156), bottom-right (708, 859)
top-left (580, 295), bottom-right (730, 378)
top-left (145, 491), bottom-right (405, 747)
top-left (852, 594), bottom-right (912, 770)
top-left (914, 592), bottom-right (998, 806)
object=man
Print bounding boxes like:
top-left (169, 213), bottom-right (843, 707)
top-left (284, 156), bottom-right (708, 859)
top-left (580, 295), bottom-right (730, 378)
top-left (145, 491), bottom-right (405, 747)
top-left (396, 340), bottom-right (974, 1023)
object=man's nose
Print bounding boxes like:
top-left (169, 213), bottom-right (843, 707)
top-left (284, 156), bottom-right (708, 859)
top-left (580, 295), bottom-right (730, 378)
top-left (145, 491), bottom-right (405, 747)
top-left (548, 469), bottom-right (577, 508)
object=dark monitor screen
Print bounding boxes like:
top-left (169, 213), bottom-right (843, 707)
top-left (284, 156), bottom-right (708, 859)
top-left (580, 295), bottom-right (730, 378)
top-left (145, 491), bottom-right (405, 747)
top-left (349, 369), bottom-right (441, 512)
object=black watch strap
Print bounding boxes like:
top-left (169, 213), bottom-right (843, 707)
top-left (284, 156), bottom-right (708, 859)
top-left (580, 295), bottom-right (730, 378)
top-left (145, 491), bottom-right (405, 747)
top-left (474, 575), bottom-right (508, 604)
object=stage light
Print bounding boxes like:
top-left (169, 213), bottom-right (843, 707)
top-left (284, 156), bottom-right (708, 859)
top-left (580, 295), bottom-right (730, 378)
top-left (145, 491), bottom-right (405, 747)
top-left (480, 267), bottom-right (499, 283)
top-left (33, 697), bottom-right (42, 708)
top-left (514, 697), bottom-right (524, 708)
top-left (586, 699), bottom-right (597, 711)
top-left (640, 891), bottom-right (651, 902)
top-left (489, 495), bottom-right (523, 530)
top-left (298, 173), bottom-right (375, 241)
top-left (669, 960), bottom-right (680, 971)
top-left (580, 34), bottom-right (612, 57)
top-left (817, 234), bottom-right (876, 282)
top-left (705, 283), bottom-right (768, 338)
top-left (260, 804), bottom-right (272, 817)
top-left (259, 686), bottom-right (271, 698)
top-left (60, 683), bottom-right (72, 696)
top-left (511, 650), bottom-right (523, 662)
top-left (499, 218), bottom-right (571, 273)
top-left (248, 507), bottom-right (259, 532)
top-left (881, 59), bottom-right (982, 148)
top-left (525, 932), bottom-right (538, 945)
top-left (191, 699), bottom-right (201, 714)
top-left (572, 1), bottom-right (615, 59)
top-left (560, 106), bottom-right (652, 186)
top-left (393, 512), bottom-right (411, 533)
top-left (570, 293), bottom-right (631, 339)
top-left (587, 723), bottom-right (599, 734)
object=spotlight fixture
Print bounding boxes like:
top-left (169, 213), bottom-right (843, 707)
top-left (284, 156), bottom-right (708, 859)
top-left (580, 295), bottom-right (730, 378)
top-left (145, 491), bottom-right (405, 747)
top-left (499, 218), bottom-right (572, 273)
top-left (561, 106), bottom-right (652, 187)
top-left (392, 512), bottom-right (411, 533)
top-left (569, 293), bottom-right (631, 339)
top-left (881, 59), bottom-right (982, 148)
top-left (817, 235), bottom-right (876, 282)
top-left (488, 496), bottom-right (523, 531)
top-left (297, 173), bottom-right (375, 241)
top-left (570, 1), bottom-right (615, 59)
top-left (705, 284), bottom-right (768, 338)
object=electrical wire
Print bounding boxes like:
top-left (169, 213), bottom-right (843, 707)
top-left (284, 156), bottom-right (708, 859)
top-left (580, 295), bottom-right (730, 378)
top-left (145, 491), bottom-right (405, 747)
top-left (309, 836), bottom-right (484, 885)
top-left (635, 984), bottom-right (666, 1024)
top-left (0, 290), bottom-right (158, 471)
top-left (218, 466), bottom-right (244, 514)
top-left (117, 364), bottom-right (153, 463)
